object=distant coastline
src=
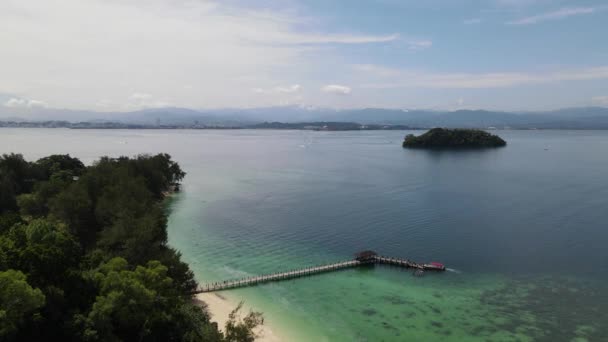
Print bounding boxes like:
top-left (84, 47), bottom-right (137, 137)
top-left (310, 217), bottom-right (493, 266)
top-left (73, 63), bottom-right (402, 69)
top-left (0, 120), bottom-right (419, 131)
top-left (3, 106), bottom-right (608, 130)
top-left (1, 120), bottom-right (604, 130)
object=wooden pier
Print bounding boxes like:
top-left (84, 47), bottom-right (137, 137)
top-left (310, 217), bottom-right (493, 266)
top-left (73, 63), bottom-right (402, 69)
top-left (195, 251), bottom-right (445, 293)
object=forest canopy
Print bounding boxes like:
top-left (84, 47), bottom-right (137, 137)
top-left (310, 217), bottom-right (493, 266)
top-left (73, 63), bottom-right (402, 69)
top-left (0, 153), bottom-right (261, 341)
top-left (403, 128), bottom-right (507, 148)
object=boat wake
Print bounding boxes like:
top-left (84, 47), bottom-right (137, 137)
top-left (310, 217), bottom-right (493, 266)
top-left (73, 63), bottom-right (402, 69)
top-left (446, 268), bottom-right (462, 274)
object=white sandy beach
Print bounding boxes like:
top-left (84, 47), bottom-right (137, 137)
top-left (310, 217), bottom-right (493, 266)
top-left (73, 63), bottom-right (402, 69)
top-left (196, 292), bottom-right (286, 342)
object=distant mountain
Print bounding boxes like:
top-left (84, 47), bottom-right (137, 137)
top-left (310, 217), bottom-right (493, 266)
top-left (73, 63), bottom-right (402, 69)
top-left (1, 104), bottom-right (608, 129)
top-left (321, 107), bottom-right (608, 129)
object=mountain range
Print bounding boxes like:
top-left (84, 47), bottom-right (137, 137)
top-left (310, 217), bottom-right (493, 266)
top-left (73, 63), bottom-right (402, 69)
top-left (2, 105), bottom-right (608, 129)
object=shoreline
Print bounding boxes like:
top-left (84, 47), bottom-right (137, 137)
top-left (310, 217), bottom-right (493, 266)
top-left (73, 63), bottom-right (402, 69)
top-left (195, 292), bottom-right (289, 342)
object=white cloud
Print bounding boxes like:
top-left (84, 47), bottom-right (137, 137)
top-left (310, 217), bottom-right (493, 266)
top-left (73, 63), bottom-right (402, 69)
top-left (126, 92), bottom-right (170, 109)
top-left (321, 84), bottom-right (352, 95)
top-left (0, 0), bottom-right (603, 111)
top-left (274, 33), bottom-right (399, 45)
top-left (129, 93), bottom-right (152, 101)
top-left (495, 0), bottom-right (542, 6)
top-left (0, 0), bottom-right (396, 110)
top-left (27, 100), bottom-right (47, 108)
top-left (407, 40), bottom-right (432, 51)
top-left (507, 7), bottom-right (598, 25)
top-left (352, 64), bottom-right (398, 77)
top-left (95, 99), bottom-right (112, 108)
top-left (592, 96), bottom-right (608, 106)
top-left (3, 97), bottom-right (47, 108)
top-left (355, 65), bottom-right (608, 89)
top-left (275, 84), bottom-right (301, 93)
top-left (252, 84), bottom-right (301, 94)
top-left (463, 18), bottom-right (482, 25)
top-left (4, 98), bottom-right (27, 107)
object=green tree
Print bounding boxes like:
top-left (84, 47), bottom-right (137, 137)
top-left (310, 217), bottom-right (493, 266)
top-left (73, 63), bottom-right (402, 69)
top-left (402, 128), bottom-right (507, 148)
top-left (0, 211), bottom-right (21, 234)
top-left (16, 176), bottom-right (72, 219)
top-left (76, 257), bottom-right (180, 341)
top-left (131, 154), bottom-right (186, 198)
top-left (0, 153), bottom-right (233, 341)
top-left (224, 302), bottom-right (264, 342)
top-left (35, 154), bottom-right (85, 180)
top-left (16, 193), bottom-right (46, 219)
top-left (49, 183), bottom-right (95, 248)
top-left (0, 219), bottom-right (81, 287)
top-left (0, 154), bottom-right (36, 213)
top-left (94, 175), bottom-right (168, 263)
top-left (0, 270), bottom-right (45, 338)
top-left (0, 174), bottom-right (18, 213)
top-left (0, 154), bottom-right (32, 193)
top-left (156, 248), bottom-right (198, 295)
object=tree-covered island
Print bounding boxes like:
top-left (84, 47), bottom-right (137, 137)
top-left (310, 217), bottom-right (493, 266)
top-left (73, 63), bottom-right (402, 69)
top-left (403, 128), bottom-right (507, 148)
top-left (0, 153), bottom-right (262, 341)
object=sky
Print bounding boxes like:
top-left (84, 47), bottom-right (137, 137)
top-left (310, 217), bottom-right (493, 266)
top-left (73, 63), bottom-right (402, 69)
top-left (1, 0), bottom-right (607, 111)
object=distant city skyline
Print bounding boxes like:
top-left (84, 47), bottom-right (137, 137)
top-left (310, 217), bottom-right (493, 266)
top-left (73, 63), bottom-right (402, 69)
top-left (1, 0), bottom-right (608, 112)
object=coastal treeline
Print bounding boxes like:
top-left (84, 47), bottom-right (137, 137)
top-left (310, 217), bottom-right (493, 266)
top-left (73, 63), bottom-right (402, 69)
top-left (0, 153), bottom-right (261, 341)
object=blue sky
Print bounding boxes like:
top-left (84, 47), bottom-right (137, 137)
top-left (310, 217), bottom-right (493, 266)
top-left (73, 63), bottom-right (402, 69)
top-left (1, 0), bottom-right (607, 111)
top-left (304, 0), bottom-right (608, 71)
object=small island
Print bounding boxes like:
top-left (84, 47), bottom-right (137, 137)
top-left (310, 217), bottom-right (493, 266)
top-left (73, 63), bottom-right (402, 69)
top-left (402, 128), bottom-right (507, 148)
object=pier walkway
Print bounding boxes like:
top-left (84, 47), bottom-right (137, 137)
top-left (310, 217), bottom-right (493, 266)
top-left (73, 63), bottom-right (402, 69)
top-left (195, 251), bottom-right (446, 293)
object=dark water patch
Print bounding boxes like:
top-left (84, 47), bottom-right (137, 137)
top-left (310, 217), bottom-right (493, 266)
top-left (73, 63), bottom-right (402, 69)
top-left (474, 276), bottom-right (608, 342)
top-left (379, 321), bottom-right (400, 333)
top-left (381, 322), bottom-right (395, 330)
top-left (361, 309), bottom-right (378, 316)
top-left (416, 307), bottom-right (428, 315)
top-left (381, 295), bottom-right (412, 305)
top-left (429, 305), bottom-right (442, 314)
top-left (469, 325), bottom-right (486, 337)
top-left (431, 321), bottom-right (443, 328)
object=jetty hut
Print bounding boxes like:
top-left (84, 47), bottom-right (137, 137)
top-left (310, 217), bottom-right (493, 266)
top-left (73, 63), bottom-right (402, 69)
top-left (355, 250), bottom-right (378, 262)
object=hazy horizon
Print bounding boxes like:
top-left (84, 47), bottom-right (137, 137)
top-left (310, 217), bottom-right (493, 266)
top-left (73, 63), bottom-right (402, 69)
top-left (2, 100), bottom-right (608, 115)
top-left (1, 97), bottom-right (608, 115)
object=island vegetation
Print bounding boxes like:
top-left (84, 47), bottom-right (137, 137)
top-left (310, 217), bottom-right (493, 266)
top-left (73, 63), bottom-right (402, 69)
top-left (402, 128), bottom-right (507, 148)
top-left (0, 153), bottom-right (262, 341)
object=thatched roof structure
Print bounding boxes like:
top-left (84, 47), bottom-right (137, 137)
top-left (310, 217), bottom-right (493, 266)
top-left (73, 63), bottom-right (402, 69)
top-left (355, 250), bottom-right (378, 261)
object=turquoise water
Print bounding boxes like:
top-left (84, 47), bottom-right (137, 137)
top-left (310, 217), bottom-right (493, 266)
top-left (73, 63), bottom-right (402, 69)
top-left (2, 128), bottom-right (608, 341)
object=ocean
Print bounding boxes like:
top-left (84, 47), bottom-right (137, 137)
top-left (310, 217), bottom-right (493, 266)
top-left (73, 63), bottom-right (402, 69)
top-left (2, 128), bottom-right (607, 341)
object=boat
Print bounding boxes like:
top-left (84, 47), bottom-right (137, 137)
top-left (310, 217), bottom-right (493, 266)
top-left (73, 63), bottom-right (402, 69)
top-left (423, 262), bottom-right (446, 271)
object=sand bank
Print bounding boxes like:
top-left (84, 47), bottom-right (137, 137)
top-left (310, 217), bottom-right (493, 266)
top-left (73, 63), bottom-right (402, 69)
top-left (196, 292), bottom-right (287, 342)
